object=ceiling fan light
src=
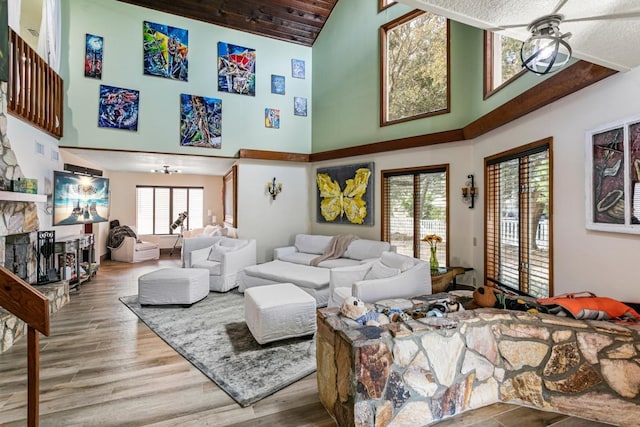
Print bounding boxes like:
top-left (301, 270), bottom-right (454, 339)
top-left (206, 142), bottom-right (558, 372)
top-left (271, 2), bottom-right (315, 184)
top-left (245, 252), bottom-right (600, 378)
top-left (520, 14), bottom-right (572, 75)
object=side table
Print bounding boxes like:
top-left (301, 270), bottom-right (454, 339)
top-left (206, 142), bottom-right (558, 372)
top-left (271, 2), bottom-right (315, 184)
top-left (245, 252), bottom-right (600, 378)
top-left (430, 266), bottom-right (472, 293)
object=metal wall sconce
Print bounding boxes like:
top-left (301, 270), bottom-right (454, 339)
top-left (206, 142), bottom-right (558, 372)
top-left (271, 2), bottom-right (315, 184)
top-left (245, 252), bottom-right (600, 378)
top-left (461, 174), bottom-right (477, 209)
top-left (267, 177), bottom-right (283, 200)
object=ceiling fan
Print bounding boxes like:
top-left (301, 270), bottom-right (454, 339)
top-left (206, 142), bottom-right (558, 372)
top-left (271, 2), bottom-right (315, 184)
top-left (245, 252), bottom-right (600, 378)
top-left (151, 165), bottom-right (181, 174)
top-left (487, 0), bottom-right (640, 75)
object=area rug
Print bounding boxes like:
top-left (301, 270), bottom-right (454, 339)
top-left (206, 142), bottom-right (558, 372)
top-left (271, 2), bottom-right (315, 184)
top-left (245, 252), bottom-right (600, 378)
top-left (119, 291), bottom-right (316, 407)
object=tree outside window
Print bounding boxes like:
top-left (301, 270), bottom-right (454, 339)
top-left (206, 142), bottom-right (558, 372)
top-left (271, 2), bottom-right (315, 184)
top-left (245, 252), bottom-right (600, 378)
top-left (484, 31), bottom-right (525, 99)
top-left (380, 10), bottom-right (449, 126)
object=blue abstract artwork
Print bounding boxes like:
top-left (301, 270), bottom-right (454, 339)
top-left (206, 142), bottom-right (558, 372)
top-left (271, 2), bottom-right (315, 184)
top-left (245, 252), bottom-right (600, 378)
top-left (98, 85), bottom-right (139, 131)
top-left (180, 94), bottom-right (222, 149)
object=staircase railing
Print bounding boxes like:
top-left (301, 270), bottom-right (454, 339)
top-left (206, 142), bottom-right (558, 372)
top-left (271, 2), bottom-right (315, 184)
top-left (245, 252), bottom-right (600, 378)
top-left (7, 29), bottom-right (63, 139)
top-left (0, 266), bottom-right (50, 427)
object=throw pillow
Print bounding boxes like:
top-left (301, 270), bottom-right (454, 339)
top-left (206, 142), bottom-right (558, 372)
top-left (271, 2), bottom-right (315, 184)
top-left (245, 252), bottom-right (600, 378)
top-left (190, 245), bottom-right (214, 265)
top-left (381, 251), bottom-right (415, 272)
top-left (346, 240), bottom-right (391, 261)
top-left (207, 242), bottom-right (234, 262)
top-left (364, 261), bottom-right (400, 280)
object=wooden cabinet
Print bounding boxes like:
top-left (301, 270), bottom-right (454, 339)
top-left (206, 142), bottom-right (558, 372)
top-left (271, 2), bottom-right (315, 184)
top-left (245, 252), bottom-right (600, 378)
top-left (55, 234), bottom-right (97, 288)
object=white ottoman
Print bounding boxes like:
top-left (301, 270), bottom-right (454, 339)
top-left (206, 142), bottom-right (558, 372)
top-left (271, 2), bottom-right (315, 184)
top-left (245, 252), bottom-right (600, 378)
top-left (244, 283), bottom-right (317, 344)
top-left (138, 268), bottom-right (209, 306)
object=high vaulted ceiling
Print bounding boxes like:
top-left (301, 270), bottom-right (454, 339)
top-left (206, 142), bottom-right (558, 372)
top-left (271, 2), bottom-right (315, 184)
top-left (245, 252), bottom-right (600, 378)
top-left (117, 0), bottom-right (339, 46)
top-left (401, 0), bottom-right (640, 72)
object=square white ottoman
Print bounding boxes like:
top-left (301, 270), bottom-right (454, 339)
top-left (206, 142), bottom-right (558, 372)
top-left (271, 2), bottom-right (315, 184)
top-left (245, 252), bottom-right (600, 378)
top-left (244, 283), bottom-right (317, 344)
top-left (138, 268), bottom-right (209, 306)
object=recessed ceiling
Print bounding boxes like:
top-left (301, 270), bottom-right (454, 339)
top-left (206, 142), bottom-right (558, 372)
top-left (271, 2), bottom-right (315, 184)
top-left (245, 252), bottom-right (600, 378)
top-left (400, 0), bottom-right (640, 71)
top-left (61, 148), bottom-right (235, 176)
top-left (117, 0), bottom-right (339, 46)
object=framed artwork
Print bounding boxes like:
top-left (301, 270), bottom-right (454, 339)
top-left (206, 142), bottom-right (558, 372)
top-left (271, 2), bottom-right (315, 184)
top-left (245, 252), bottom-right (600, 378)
top-left (271, 74), bottom-right (285, 94)
top-left (265, 108), bottom-right (280, 129)
top-left (85, 34), bottom-right (103, 79)
top-left (291, 58), bottom-right (305, 79)
top-left (585, 115), bottom-right (640, 233)
top-left (98, 84), bottom-right (139, 131)
top-left (316, 162), bottom-right (374, 225)
top-left (218, 41), bottom-right (256, 96)
top-left (180, 94), bottom-right (222, 149)
top-left (143, 21), bottom-right (189, 81)
top-left (294, 96), bottom-right (307, 117)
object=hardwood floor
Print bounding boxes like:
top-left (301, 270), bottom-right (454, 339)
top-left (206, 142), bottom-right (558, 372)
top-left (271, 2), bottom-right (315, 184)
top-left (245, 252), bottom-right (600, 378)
top-left (0, 256), bottom-right (617, 426)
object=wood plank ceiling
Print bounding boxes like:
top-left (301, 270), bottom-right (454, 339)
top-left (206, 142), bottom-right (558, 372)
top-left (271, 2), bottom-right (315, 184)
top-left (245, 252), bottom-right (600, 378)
top-left (117, 0), bottom-right (340, 46)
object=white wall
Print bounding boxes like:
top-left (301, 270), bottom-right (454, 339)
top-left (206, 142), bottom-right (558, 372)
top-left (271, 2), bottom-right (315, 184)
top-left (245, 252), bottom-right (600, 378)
top-left (236, 161), bottom-right (310, 262)
top-left (108, 171), bottom-right (222, 249)
top-left (310, 140), bottom-right (476, 284)
top-left (471, 66), bottom-right (640, 302)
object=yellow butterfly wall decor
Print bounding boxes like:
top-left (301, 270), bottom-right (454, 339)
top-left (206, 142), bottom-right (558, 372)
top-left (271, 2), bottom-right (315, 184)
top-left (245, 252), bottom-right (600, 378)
top-left (316, 166), bottom-right (372, 224)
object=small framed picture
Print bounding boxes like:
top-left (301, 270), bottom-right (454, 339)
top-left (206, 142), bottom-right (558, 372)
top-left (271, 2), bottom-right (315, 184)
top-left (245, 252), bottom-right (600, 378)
top-left (265, 108), bottom-right (280, 129)
top-left (291, 59), bottom-right (305, 79)
top-left (294, 97), bottom-right (307, 117)
top-left (271, 74), bottom-right (285, 94)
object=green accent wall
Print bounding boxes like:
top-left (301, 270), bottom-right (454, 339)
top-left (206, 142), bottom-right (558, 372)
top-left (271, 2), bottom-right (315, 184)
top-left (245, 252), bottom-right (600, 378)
top-left (311, 0), bottom-right (562, 153)
top-left (60, 0), bottom-right (313, 157)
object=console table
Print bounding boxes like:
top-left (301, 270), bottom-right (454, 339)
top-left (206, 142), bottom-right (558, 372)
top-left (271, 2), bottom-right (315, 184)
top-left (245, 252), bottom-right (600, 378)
top-left (430, 266), bottom-right (471, 293)
top-left (55, 233), bottom-right (97, 288)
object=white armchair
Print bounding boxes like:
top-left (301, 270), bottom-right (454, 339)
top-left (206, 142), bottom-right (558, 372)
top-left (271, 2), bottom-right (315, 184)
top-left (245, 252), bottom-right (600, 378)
top-left (183, 236), bottom-right (257, 292)
top-left (108, 225), bottom-right (160, 263)
top-left (327, 251), bottom-right (431, 307)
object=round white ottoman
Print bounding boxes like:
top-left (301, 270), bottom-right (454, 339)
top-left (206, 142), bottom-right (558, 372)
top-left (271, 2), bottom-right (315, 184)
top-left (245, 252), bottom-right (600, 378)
top-left (244, 283), bottom-right (317, 345)
top-left (138, 268), bottom-right (209, 306)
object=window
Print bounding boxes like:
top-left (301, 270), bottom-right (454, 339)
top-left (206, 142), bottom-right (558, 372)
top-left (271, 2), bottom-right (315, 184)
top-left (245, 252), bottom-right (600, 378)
top-left (485, 138), bottom-right (553, 297)
top-left (380, 10), bottom-right (450, 126)
top-left (136, 186), bottom-right (204, 234)
top-left (483, 31), bottom-right (525, 99)
top-left (378, 0), bottom-right (396, 12)
top-left (382, 165), bottom-right (449, 264)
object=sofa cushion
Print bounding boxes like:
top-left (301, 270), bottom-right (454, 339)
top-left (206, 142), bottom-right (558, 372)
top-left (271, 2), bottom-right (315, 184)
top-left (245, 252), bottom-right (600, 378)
top-left (207, 242), bottom-right (235, 262)
top-left (364, 261), bottom-right (401, 280)
top-left (294, 234), bottom-right (332, 255)
top-left (317, 258), bottom-right (362, 269)
top-left (242, 260), bottom-right (330, 290)
top-left (220, 237), bottom-right (248, 248)
top-left (278, 252), bottom-right (317, 266)
top-left (192, 259), bottom-right (222, 275)
top-left (344, 239), bottom-right (391, 261)
top-left (381, 251), bottom-right (415, 272)
top-left (136, 241), bottom-right (159, 252)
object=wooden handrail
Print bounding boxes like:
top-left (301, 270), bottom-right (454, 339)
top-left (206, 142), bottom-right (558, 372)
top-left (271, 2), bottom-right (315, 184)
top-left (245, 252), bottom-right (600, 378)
top-left (0, 266), bottom-right (50, 427)
top-left (7, 29), bottom-right (63, 139)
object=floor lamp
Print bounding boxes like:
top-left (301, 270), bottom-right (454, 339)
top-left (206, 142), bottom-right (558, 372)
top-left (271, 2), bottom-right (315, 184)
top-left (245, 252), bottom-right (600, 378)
top-left (169, 211), bottom-right (188, 256)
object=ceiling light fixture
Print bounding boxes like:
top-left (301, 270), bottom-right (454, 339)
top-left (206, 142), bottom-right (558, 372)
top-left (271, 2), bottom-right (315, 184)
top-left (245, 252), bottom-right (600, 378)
top-left (520, 14), bottom-right (572, 75)
top-left (151, 165), bottom-right (181, 175)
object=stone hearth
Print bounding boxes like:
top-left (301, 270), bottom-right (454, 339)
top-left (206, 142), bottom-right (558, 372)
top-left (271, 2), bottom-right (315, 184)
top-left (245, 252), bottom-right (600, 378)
top-left (316, 295), bottom-right (640, 427)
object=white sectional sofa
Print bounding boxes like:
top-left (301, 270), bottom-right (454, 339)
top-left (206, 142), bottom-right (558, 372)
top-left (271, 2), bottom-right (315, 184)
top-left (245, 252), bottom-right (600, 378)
top-left (238, 234), bottom-right (395, 307)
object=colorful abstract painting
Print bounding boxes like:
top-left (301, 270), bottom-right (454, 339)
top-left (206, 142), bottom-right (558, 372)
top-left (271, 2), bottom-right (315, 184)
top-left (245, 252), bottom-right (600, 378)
top-left (143, 21), bottom-right (188, 81)
top-left (294, 97), bottom-right (307, 117)
top-left (265, 108), bottom-right (280, 129)
top-left (291, 58), bottom-right (305, 79)
top-left (271, 75), bottom-right (285, 94)
top-left (218, 42), bottom-right (256, 96)
top-left (316, 162), bottom-right (374, 225)
top-left (98, 85), bottom-right (139, 131)
top-left (85, 34), bottom-right (103, 79)
top-left (180, 94), bottom-right (222, 149)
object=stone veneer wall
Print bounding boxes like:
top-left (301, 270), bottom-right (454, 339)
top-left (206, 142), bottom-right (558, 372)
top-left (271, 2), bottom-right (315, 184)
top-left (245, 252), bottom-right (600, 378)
top-left (317, 305), bottom-right (640, 427)
top-left (0, 281), bottom-right (70, 353)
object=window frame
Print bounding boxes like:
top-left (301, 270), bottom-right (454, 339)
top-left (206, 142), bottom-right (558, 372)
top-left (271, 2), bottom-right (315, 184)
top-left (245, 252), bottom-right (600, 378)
top-left (380, 9), bottom-right (451, 127)
top-left (381, 164), bottom-right (450, 263)
top-left (484, 137), bottom-right (554, 297)
top-left (483, 31), bottom-right (526, 100)
top-left (223, 165), bottom-right (237, 228)
top-left (135, 185), bottom-right (204, 235)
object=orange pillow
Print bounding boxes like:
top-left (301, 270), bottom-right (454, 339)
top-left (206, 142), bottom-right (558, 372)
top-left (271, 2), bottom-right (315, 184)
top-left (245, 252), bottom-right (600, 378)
top-left (537, 292), bottom-right (640, 321)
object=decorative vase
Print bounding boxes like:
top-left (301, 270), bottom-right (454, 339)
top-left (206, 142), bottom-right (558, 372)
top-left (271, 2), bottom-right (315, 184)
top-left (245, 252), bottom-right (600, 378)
top-left (430, 246), bottom-right (439, 272)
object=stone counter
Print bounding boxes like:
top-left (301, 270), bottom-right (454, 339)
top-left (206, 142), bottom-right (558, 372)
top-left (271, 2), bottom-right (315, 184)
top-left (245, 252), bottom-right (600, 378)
top-left (316, 300), bottom-right (640, 427)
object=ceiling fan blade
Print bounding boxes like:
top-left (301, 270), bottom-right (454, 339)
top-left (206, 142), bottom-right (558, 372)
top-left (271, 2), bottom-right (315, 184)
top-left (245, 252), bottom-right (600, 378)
top-left (485, 23), bottom-right (529, 32)
top-left (551, 0), bottom-right (569, 15)
top-left (563, 11), bottom-right (640, 23)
